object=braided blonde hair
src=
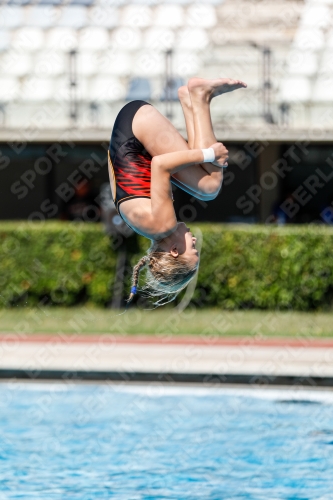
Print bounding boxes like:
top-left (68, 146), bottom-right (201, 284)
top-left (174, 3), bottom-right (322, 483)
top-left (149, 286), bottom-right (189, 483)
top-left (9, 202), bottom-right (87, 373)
top-left (127, 246), bottom-right (198, 306)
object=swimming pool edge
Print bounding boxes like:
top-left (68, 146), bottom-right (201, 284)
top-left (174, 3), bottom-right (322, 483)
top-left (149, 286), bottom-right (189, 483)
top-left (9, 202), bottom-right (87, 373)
top-left (1, 369), bottom-right (333, 387)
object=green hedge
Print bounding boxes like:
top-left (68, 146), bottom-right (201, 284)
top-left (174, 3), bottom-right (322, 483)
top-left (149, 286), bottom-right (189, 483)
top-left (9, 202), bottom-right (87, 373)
top-left (193, 224), bottom-right (333, 311)
top-left (1, 222), bottom-right (333, 310)
top-left (0, 222), bottom-right (116, 307)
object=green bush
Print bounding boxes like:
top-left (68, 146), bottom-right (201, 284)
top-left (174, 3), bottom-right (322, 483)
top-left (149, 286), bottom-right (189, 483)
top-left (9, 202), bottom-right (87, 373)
top-left (192, 224), bottom-right (333, 310)
top-left (1, 222), bottom-right (333, 310)
top-left (0, 222), bottom-right (116, 307)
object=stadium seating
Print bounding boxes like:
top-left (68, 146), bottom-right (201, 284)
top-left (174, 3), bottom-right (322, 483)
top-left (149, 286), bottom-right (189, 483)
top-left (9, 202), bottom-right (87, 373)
top-left (0, 0), bottom-right (331, 132)
top-left (126, 77), bottom-right (152, 101)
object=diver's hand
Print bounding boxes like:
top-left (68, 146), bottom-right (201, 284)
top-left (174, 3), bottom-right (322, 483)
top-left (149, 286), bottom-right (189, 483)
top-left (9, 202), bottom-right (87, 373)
top-left (209, 142), bottom-right (229, 167)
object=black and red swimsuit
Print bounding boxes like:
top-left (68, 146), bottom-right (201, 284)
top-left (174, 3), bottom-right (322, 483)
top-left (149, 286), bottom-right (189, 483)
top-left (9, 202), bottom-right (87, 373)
top-left (108, 99), bottom-right (181, 220)
top-left (108, 100), bottom-right (153, 215)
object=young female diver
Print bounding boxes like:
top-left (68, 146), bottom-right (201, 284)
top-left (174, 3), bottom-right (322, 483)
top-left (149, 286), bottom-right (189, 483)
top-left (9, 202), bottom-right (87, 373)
top-left (108, 77), bottom-right (247, 305)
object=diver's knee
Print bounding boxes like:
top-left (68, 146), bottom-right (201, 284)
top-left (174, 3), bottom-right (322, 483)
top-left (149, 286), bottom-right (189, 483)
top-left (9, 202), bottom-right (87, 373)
top-left (200, 182), bottom-right (221, 199)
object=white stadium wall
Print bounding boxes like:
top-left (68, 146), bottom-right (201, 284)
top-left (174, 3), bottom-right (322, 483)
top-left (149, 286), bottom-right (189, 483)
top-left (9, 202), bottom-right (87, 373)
top-left (1, 0), bottom-right (333, 136)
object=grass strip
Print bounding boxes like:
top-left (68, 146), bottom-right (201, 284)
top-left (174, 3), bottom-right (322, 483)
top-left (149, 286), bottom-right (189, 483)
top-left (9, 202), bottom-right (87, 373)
top-left (0, 307), bottom-right (332, 337)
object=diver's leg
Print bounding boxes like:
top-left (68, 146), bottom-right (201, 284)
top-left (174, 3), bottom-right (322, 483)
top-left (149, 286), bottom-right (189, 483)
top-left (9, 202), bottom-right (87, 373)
top-left (133, 77), bottom-right (247, 199)
top-left (132, 104), bottom-right (220, 200)
top-left (173, 85), bottom-right (222, 198)
top-left (176, 84), bottom-right (222, 193)
top-left (178, 85), bottom-right (195, 149)
top-left (174, 79), bottom-right (245, 196)
top-left (188, 77), bottom-right (247, 149)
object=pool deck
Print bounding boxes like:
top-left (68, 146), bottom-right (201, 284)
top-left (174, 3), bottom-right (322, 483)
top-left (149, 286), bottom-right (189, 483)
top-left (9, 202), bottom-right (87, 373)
top-left (1, 334), bottom-right (333, 386)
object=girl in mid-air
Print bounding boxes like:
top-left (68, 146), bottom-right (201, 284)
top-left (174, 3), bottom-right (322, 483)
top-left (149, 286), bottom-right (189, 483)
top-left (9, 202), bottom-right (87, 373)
top-left (108, 77), bottom-right (247, 305)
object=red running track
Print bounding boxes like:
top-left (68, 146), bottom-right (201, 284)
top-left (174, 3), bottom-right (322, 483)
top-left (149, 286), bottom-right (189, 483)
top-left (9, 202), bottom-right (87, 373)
top-left (0, 334), bottom-right (333, 348)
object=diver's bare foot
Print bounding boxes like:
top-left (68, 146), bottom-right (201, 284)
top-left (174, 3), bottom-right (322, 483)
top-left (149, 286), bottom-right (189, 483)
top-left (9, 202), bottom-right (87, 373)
top-left (178, 85), bottom-right (192, 109)
top-left (188, 77), bottom-right (247, 102)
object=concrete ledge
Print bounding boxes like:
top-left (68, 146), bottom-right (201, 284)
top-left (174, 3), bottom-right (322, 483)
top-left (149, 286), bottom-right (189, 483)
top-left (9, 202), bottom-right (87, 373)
top-left (2, 336), bottom-right (333, 378)
top-left (1, 126), bottom-right (333, 143)
top-left (1, 369), bottom-right (333, 387)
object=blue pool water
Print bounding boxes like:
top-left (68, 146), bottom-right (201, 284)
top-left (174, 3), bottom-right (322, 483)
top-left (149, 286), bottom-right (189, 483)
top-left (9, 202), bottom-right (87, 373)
top-left (1, 383), bottom-right (333, 499)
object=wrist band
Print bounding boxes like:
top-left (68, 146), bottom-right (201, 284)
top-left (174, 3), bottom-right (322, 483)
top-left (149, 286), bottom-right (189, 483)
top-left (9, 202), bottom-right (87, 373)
top-left (201, 148), bottom-right (215, 163)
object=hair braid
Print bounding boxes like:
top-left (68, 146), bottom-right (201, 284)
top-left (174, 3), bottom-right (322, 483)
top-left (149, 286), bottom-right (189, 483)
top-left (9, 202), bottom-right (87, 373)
top-left (127, 255), bottom-right (149, 304)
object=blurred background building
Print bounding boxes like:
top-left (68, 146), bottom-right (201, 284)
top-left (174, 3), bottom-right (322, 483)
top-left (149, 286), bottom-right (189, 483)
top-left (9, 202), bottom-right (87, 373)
top-left (1, 0), bottom-right (333, 224)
